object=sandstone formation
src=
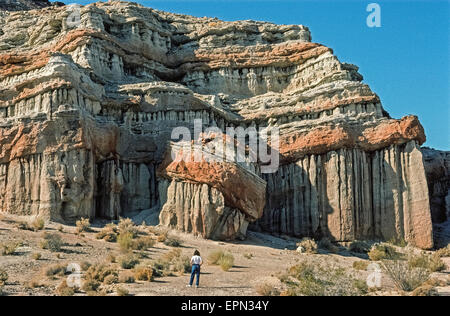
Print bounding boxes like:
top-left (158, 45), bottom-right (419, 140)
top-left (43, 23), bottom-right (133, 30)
top-left (0, 1), bottom-right (436, 247)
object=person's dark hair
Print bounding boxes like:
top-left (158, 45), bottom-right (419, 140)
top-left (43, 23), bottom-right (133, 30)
top-left (194, 250), bottom-right (200, 256)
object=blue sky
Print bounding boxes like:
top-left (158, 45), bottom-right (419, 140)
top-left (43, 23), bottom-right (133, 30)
top-left (55, 0), bottom-right (449, 150)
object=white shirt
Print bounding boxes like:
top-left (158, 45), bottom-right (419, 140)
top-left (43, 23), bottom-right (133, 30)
top-left (191, 255), bottom-right (202, 265)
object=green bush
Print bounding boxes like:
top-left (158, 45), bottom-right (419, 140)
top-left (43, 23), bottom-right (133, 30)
top-left (164, 236), bottom-right (182, 247)
top-left (207, 250), bottom-right (234, 271)
top-left (382, 260), bottom-right (430, 292)
top-left (96, 223), bottom-right (118, 242)
top-left (281, 260), bottom-right (367, 296)
top-left (119, 254), bottom-right (140, 269)
top-left (44, 264), bottom-right (67, 278)
top-left (408, 252), bottom-right (446, 273)
top-left (40, 233), bottom-right (63, 252)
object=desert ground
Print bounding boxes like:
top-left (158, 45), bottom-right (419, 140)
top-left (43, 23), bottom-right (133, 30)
top-left (0, 214), bottom-right (449, 297)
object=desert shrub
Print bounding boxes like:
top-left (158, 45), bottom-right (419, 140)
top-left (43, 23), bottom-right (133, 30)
top-left (96, 223), bottom-right (118, 242)
top-left (255, 283), bottom-right (280, 296)
top-left (207, 250), bottom-right (234, 271)
top-left (119, 254), bottom-right (140, 269)
top-left (164, 236), bottom-right (182, 247)
top-left (103, 274), bottom-right (119, 285)
top-left (117, 232), bottom-right (135, 252)
top-left (40, 233), bottom-right (63, 252)
top-left (44, 264), bottom-right (67, 278)
top-left (0, 268), bottom-right (8, 284)
top-left (244, 253), bottom-right (253, 260)
top-left (219, 253), bottom-right (234, 271)
top-left (368, 243), bottom-right (399, 261)
top-left (30, 217), bottom-right (45, 231)
top-left (119, 271), bottom-right (135, 284)
top-left (80, 262), bottom-right (91, 272)
top-left (153, 249), bottom-right (190, 276)
top-left (82, 279), bottom-right (101, 292)
top-left (32, 253), bottom-right (42, 260)
top-left (24, 278), bottom-right (45, 289)
top-left (133, 265), bottom-right (154, 282)
top-left (408, 252), bottom-right (446, 273)
top-left (296, 238), bottom-right (318, 254)
top-left (133, 237), bottom-right (156, 251)
top-left (117, 287), bottom-right (129, 296)
top-left (118, 218), bottom-right (138, 238)
top-left (56, 280), bottom-right (75, 296)
top-left (435, 245), bottom-right (450, 258)
top-left (413, 277), bottom-right (447, 296)
top-left (318, 238), bottom-right (339, 253)
top-left (76, 218), bottom-right (91, 233)
top-left (0, 241), bottom-right (21, 256)
top-left (207, 250), bottom-right (224, 265)
top-left (382, 260), bottom-right (430, 292)
top-left (281, 260), bottom-right (367, 296)
top-left (352, 261), bottom-right (370, 271)
top-left (349, 240), bottom-right (371, 254)
top-left (85, 264), bottom-right (118, 283)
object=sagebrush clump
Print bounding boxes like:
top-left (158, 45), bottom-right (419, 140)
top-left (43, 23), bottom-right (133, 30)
top-left (382, 259), bottom-right (430, 292)
top-left (296, 238), bottom-right (318, 254)
top-left (255, 283), bottom-right (280, 296)
top-left (0, 241), bottom-right (21, 256)
top-left (40, 233), bottom-right (63, 252)
top-left (76, 218), bottom-right (91, 233)
top-left (208, 250), bottom-right (234, 271)
top-left (280, 259), bottom-right (367, 296)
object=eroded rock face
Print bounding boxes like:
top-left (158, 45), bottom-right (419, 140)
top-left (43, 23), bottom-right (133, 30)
top-left (422, 148), bottom-right (450, 224)
top-left (0, 1), bottom-right (436, 246)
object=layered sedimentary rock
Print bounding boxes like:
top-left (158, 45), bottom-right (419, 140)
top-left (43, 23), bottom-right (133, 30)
top-left (0, 1), bottom-right (435, 247)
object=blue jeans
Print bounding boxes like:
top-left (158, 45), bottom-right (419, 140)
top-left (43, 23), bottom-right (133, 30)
top-left (189, 264), bottom-right (200, 286)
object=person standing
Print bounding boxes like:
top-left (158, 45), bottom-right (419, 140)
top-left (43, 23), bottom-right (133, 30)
top-left (187, 250), bottom-right (203, 288)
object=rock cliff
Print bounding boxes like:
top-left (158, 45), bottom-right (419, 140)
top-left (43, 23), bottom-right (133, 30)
top-left (0, 1), bottom-right (436, 248)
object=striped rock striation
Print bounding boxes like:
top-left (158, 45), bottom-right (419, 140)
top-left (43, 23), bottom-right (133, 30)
top-left (0, 1), bottom-right (435, 247)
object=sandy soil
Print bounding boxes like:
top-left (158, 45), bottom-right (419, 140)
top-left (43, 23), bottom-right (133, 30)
top-left (0, 214), bottom-right (449, 296)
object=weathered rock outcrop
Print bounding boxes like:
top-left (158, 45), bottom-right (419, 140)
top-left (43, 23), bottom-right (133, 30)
top-left (422, 148), bottom-right (450, 221)
top-left (0, 0), bottom-right (61, 12)
top-left (0, 1), bottom-right (436, 247)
